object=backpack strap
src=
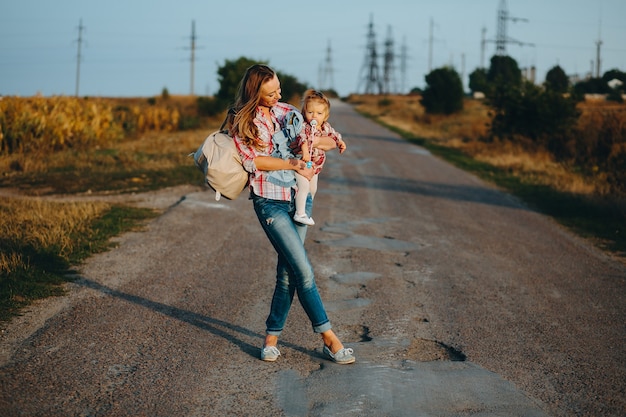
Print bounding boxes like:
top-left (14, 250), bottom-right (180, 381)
top-left (220, 108), bottom-right (237, 133)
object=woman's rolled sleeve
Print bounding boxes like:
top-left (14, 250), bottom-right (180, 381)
top-left (234, 138), bottom-right (258, 173)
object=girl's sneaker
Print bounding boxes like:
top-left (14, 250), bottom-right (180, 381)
top-left (293, 213), bottom-right (315, 226)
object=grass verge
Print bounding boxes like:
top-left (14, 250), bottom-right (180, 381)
top-left (0, 199), bottom-right (158, 322)
top-left (381, 121), bottom-right (625, 260)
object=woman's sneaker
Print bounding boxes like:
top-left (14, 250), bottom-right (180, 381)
top-left (260, 345), bottom-right (281, 362)
top-left (323, 345), bottom-right (355, 364)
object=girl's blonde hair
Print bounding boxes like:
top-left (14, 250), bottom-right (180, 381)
top-left (228, 64), bottom-right (275, 149)
top-left (301, 89), bottom-right (330, 123)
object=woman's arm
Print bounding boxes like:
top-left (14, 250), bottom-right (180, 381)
top-left (254, 156), bottom-right (315, 180)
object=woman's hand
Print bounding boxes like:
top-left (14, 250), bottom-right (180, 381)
top-left (289, 158), bottom-right (314, 180)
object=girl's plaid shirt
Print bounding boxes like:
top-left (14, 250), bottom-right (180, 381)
top-left (297, 121), bottom-right (342, 175)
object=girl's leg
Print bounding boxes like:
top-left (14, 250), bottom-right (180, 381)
top-left (309, 174), bottom-right (319, 199)
top-left (294, 173), bottom-right (310, 217)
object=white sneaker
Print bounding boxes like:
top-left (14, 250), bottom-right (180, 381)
top-left (293, 213), bottom-right (315, 226)
top-left (261, 345), bottom-right (280, 362)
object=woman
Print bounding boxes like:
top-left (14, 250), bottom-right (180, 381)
top-left (229, 64), bottom-right (355, 365)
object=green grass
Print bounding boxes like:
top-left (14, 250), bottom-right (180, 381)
top-left (0, 204), bottom-right (158, 322)
top-left (0, 121), bottom-right (211, 322)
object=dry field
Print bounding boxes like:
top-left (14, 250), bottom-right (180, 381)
top-left (346, 94), bottom-right (626, 198)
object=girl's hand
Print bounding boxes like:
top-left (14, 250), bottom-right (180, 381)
top-left (337, 139), bottom-right (347, 154)
top-left (313, 135), bottom-right (337, 151)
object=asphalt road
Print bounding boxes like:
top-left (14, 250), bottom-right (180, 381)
top-left (1, 100), bottom-right (624, 416)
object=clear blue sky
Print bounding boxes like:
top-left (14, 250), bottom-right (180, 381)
top-left (1, 0), bottom-right (624, 98)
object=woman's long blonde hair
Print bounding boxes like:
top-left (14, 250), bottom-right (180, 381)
top-left (227, 64), bottom-right (275, 149)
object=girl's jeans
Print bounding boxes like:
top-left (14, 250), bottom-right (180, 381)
top-left (252, 193), bottom-right (332, 336)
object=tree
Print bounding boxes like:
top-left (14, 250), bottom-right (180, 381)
top-left (215, 57), bottom-right (264, 106)
top-left (214, 57), bottom-right (308, 109)
top-left (544, 65), bottom-right (569, 93)
top-left (484, 55), bottom-right (580, 154)
top-left (602, 68), bottom-right (626, 87)
top-left (602, 68), bottom-right (626, 102)
top-left (573, 77), bottom-right (611, 96)
top-left (490, 81), bottom-right (580, 156)
top-left (487, 55), bottom-right (522, 87)
top-left (420, 67), bottom-right (464, 115)
top-left (468, 68), bottom-right (489, 95)
top-left (274, 71), bottom-right (308, 103)
top-left (486, 55), bottom-right (522, 111)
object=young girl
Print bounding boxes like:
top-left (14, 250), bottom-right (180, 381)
top-left (293, 90), bottom-right (347, 226)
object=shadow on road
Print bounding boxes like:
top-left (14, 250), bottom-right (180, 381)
top-left (325, 174), bottom-right (527, 210)
top-left (75, 278), bottom-right (323, 361)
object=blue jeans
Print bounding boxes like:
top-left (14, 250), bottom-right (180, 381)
top-left (252, 193), bottom-right (332, 336)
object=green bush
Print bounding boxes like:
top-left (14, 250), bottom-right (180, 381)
top-left (420, 67), bottom-right (464, 115)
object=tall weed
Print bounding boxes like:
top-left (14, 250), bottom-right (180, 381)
top-left (0, 96), bottom-right (182, 156)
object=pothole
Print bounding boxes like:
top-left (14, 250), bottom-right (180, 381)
top-left (320, 234), bottom-right (419, 252)
top-left (341, 324), bottom-right (373, 343)
top-left (330, 271), bottom-right (381, 285)
top-left (404, 338), bottom-right (466, 362)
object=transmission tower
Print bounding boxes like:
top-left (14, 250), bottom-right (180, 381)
top-left (494, 0), bottom-right (533, 55)
top-left (74, 19), bottom-right (84, 97)
top-left (399, 36), bottom-right (409, 93)
top-left (357, 15), bottom-right (383, 94)
top-left (319, 40), bottom-right (335, 91)
top-left (382, 26), bottom-right (397, 94)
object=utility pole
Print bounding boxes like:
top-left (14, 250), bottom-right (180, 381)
top-left (425, 18), bottom-right (444, 73)
top-left (189, 20), bottom-right (196, 96)
top-left (594, 39), bottom-right (602, 78)
top-left (461, 53), bottom-right (466, 92)
top-left (320, 40), bottom-right (335, 91)
top-left (595, 19), bottom-right (603, 78)
top-left (428, 18), bottom-right (434, 72)
top-left (74, 19), bottom-right (84, 97)
top-left (480, 27), bottom-right (487, 68)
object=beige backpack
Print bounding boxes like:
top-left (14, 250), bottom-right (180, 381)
top-left (191, 129), bottom-right (248, 201)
